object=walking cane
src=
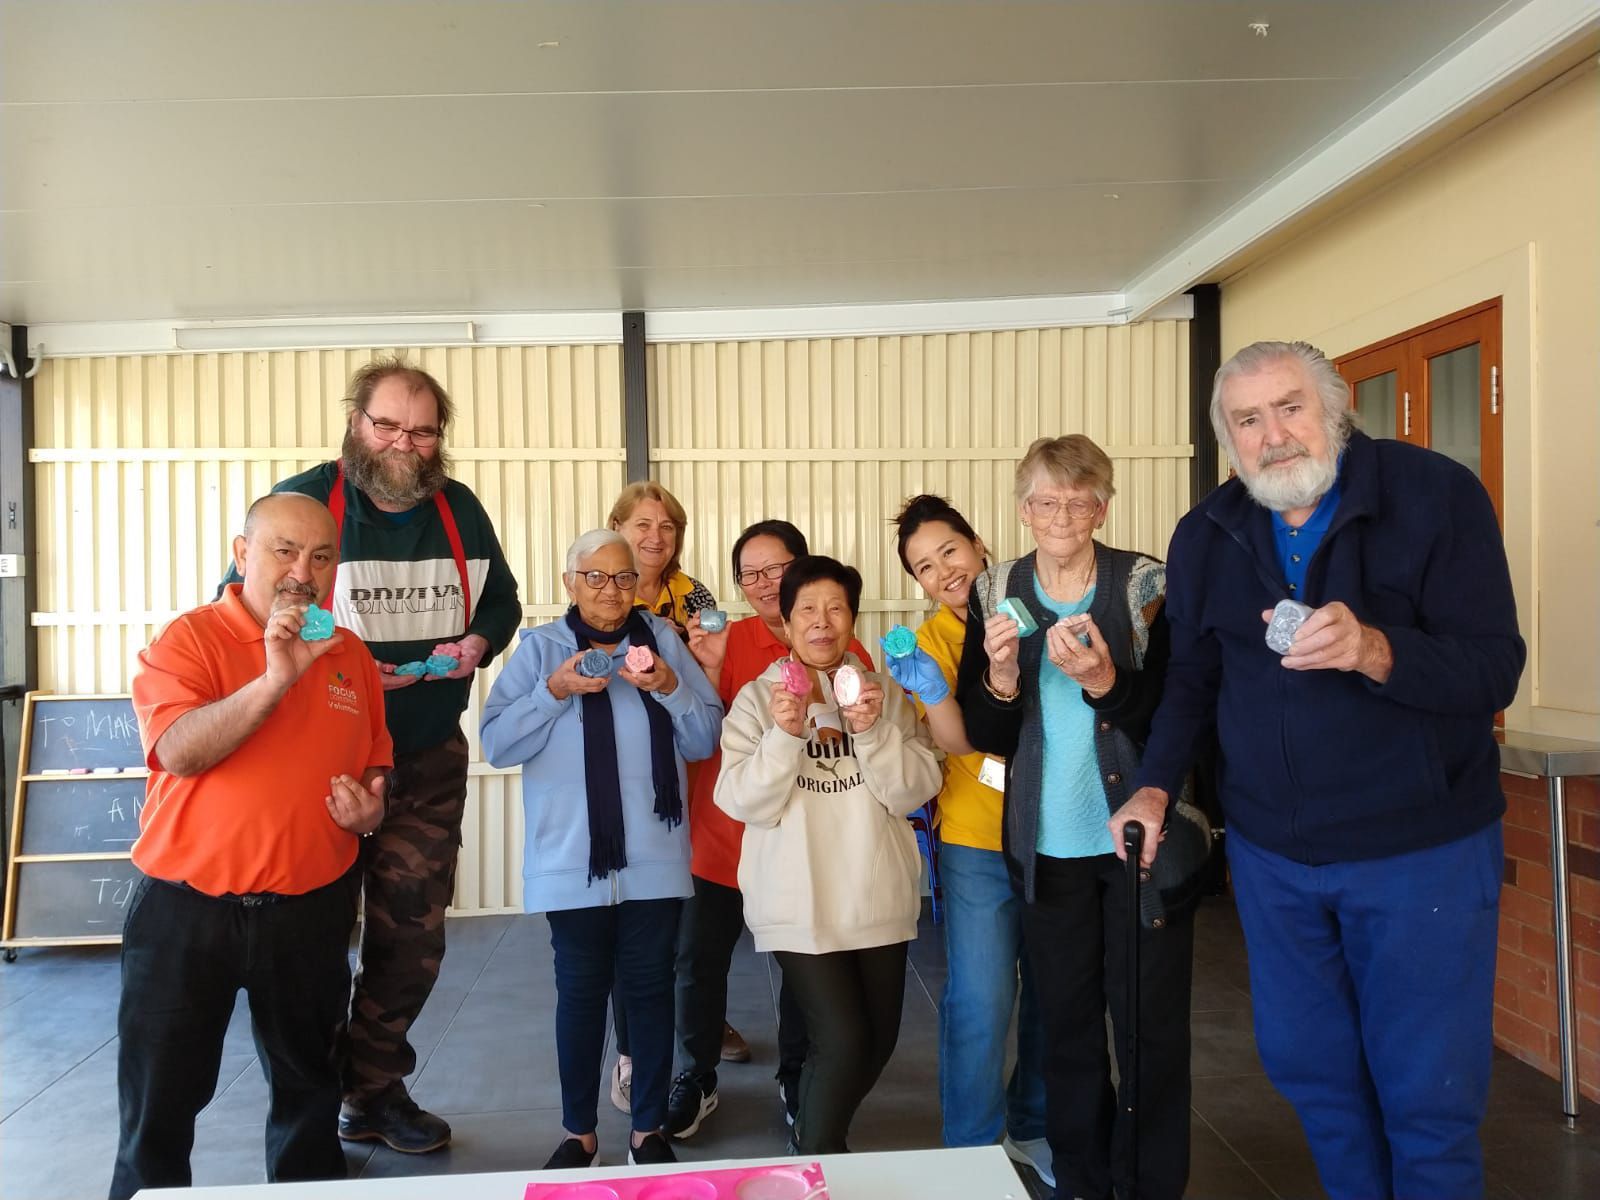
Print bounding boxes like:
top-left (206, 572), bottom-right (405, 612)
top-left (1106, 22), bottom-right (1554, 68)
top-left (1122, 820), bottom-right (1145, 1200)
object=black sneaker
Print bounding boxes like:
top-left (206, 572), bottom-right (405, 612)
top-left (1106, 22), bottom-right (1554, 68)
top-left (628, 1131), bottom-right (677, 1166)
top-left (664, 1071), bottom-right (719, 1139)
top-left (777, 1073), bottom-right (800, 1127)
top-left (542, 1136), bottom-right (597, 1170)
top-left (338, 1091), bottom-right (451, 1154)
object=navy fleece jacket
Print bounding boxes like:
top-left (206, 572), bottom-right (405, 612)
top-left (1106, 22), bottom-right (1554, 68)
top-left (1135, 431), bottom-right (1525, 865)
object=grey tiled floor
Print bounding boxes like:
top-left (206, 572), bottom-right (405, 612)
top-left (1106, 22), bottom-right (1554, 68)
top-left (2, 899), bottom-right (1596, 1199)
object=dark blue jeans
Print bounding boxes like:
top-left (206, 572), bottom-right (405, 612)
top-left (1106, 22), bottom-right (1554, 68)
top-left (109, 870), bottom-right (359, 1200)
top-left (1229, 823), bottom-right (1502, 1200)
top-left (938, 842), bottom-right (1047, 1146)
top-left (547, 898), bottom-right (682, 1134)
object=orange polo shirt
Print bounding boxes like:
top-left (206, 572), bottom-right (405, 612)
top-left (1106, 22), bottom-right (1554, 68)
top-left (689, 616), bottom-right (875, 888)
top-left (131, 584), bottom-right (393, 896)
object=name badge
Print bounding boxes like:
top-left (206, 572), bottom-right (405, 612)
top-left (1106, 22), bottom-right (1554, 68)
top-left (978, 756), bottom-right (1006, 791)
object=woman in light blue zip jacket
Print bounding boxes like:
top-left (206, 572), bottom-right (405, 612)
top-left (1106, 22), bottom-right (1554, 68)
top-left (481, 529), bottom-right (722, 1172)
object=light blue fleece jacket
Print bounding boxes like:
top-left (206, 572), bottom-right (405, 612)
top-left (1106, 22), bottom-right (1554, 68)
top-left (480, 612), bottom-right (723, 914)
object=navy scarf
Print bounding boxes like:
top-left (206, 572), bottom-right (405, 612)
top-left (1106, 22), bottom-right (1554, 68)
top-left (563, 607), bottom-right (682, 883)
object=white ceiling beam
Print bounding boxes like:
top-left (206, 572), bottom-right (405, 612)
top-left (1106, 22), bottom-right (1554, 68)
top-left (27, 295), bottom-right (1196, 359)
top-left (1121, 0), bottom-right (1600, 319)
top-left (29, 312), bottom-right (626, 358)
top-left (644, 292), bottom-right (1192, 344)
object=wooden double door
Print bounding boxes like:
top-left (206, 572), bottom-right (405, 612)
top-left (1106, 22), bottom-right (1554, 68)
top-left (1335, 299), bottom-right (1503, 522)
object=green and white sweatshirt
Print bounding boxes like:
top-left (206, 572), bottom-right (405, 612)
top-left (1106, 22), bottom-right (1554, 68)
top-left (225, 460), bottom-right (522, 751)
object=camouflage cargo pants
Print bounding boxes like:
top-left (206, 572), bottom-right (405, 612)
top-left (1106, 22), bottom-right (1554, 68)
top-left (342, 729), bottom-right (469, 1106)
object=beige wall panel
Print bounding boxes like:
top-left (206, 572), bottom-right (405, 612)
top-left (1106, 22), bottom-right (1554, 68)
top-left (649, 321), bottom-right (1191, 665)
top-left (1221, 66), bottom-right (1598, 738)
top-left (30, 344), bottom-right (626, 915)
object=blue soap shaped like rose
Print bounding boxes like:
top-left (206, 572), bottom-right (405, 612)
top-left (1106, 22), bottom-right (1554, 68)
top-left (577, 649), bottom-right (615, 678)
top-left (299, 604), bottom-right (335, 642)
top-left (882, 625), bottom-right (917, 659)
top-left (395, 661), bottom-right (428, 677)
top-left (424, 654), bottom-right (459, 675)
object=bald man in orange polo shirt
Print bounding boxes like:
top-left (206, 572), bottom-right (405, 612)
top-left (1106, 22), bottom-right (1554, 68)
top-left (110, 494), bottom-right (391, 1200)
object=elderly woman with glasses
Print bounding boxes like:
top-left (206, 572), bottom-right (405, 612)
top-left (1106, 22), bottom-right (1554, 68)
top-left (957, 435), bottom-right (1195, 1200)
top-left (481, 530), bottom-right (723, 1172)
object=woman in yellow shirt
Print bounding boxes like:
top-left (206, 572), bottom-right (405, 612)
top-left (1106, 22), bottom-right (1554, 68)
top-left (888, 495), bottom-right (1050, 1189)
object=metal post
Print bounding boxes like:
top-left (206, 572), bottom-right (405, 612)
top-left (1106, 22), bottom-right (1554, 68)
top-left (1548, 774), bottom-right (1579, 1127)
top-left (622, 310), bottom-right (649, 482)
top-left (1187, 283), bottom-right (1221, 508)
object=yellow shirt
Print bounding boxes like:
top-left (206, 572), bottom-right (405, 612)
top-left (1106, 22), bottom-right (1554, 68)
top-left (917, 605), bottom-right (1004, 852)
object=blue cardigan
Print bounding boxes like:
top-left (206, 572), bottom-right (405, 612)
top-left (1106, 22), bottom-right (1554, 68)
top-left (1135, 430), bottom-right (1525, 865)
top-left (480, 612), bottom-right (723, 913)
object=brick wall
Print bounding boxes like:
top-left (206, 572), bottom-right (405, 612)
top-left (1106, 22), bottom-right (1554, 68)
top-left (1495, 772), bottom-right (1600, 1102)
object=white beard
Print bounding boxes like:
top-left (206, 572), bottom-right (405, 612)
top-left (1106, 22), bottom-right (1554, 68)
top-left (1240, 450), bottom-right (1339, 513)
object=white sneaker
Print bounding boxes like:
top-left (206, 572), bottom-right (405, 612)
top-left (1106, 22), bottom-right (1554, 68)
top-left (1002, 1134), bottom-right (1055, 1189)
top-left (609, 1056), bottom-right (632, 1114)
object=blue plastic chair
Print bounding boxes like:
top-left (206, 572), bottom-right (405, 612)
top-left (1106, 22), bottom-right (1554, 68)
top-left (907, 801), bottom-right (943, 925)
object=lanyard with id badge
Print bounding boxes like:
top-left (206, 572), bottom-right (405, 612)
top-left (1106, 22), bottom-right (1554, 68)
top-left (978, 756), bottom-right (1007, 791)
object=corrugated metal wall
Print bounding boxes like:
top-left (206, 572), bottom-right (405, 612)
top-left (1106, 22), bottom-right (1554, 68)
top-left (29, 320), bottom-right (1188, 914)
top-left (649, 322), bottom-right (1192, 655)
top-left (29, 345), bottom-right (624, 913)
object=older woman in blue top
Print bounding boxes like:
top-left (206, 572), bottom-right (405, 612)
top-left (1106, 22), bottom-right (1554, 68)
top-left (481, 529), bottom-right (722, 1171)
top-left (957, 436), bottom-right (1193, 1200)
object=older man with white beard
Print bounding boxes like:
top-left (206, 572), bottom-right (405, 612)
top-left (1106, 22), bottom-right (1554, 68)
top-left (1122, 341), bottom-right (1524, 1200)
top-left (223, 358), bottom-right (521, 1153)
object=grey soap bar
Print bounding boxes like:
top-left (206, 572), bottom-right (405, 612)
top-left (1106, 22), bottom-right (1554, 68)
top-left (1265, 599), bottom-right (1315, 655)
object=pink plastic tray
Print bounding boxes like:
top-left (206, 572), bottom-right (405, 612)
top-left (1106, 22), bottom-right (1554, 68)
top-left (524, 1161), bottom-right (827, 1200)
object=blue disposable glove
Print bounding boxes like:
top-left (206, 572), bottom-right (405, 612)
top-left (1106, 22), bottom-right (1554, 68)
top-left (883, 643), bottom-right (950, 706)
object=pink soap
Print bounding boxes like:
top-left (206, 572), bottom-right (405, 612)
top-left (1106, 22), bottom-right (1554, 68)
top-left (780, 660), bottom-right (811, 696)
top-left (625, 645), bottom-right (655, 674)
top-left (832, 664), bottom-right (863, 706)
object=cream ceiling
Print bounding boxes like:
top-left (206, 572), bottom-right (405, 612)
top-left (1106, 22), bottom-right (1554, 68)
top-left (0, 0), bottom-right (1577, 328)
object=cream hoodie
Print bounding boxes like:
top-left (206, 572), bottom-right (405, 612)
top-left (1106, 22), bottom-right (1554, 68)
top-left (715, 654), bottom-right (942, 954)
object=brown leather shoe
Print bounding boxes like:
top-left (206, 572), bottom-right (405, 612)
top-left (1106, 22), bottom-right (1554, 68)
top-left (719, 1021), bottom-right (751, 1063)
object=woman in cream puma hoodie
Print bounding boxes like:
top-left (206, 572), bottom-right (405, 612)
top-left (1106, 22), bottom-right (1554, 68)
top-left (715, 556), bottom-right (941, 1154)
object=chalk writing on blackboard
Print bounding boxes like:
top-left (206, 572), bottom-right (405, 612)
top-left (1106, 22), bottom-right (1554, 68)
top-left (25, 696), bottom-right (145, 773)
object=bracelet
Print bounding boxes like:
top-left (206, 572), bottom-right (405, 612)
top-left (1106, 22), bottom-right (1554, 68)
top-left (983, 670), bottom-right (1021, 703)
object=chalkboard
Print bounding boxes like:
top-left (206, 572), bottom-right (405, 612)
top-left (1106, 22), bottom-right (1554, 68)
top-left (4, 693), bottom-right (149, 953)
top-left (23, 696), bottom-right (143, 772)
top-left (19, 778), bottom-right (147, 855)
top-left (10, 859), bottom-right (146, 940)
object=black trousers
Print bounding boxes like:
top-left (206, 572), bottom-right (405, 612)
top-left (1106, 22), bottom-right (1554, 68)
top-left (775, 942), bottom-right (908, 1154)
top-left (110, 869), bottom-right (359, 1200)
top-left (673, 874), bottom-right (812, 1084)
top-left (1020, 854), bottom-right (1195, 1200)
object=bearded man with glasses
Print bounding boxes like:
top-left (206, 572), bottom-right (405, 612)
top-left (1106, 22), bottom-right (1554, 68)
top-left (223, 357), bottom-right (521, 1153)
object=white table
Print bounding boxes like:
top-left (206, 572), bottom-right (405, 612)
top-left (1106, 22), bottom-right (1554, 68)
top-left (135, 1146), bottom-right (1027, 1199)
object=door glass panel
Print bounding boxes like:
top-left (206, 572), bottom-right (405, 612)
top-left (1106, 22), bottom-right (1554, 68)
top-left (1354, 371), bottom-right (1397, 439)
top-left (1428, 343), bottom-right (1481, 478)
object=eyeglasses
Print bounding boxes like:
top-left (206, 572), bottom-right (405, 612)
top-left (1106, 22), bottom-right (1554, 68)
top-left (359, 408), bottom-right (441, 447)
top-left (1027, 495), bottom-right (1099, 522)
top-left (736, 560), bottom-right (795, 588)
top-left (576, 569), bottom-right (639, 592)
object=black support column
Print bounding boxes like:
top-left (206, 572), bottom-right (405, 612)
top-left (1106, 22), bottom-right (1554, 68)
top-left (622, 311), bottom-right (649, 482)
top-left (1187, 284), bottom-right (1222, 508)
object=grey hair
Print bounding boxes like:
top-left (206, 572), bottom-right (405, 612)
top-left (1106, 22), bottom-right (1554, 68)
top-left (564, 529), bottom-right (635, 576)
top-left (1210, 341), bottom-right (1355, 469)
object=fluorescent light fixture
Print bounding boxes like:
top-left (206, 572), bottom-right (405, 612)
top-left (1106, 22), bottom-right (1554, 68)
top-left (172, 320), bottom-right (476, 352)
